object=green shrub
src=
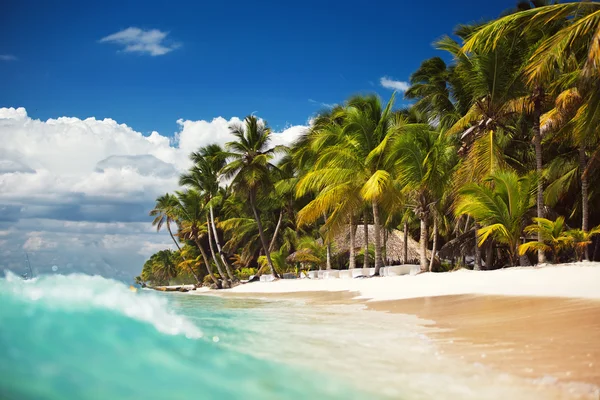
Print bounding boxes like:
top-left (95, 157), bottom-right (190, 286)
top-left (235, 267), bottom-right (257, 280)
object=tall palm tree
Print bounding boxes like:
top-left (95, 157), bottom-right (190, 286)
top-left (455, 170), bottom-right (537, 267)
top-left (295, 115), bottom-right (364, 270)
top-left (391, 127), bottom-right (457, 272)
top-left (221, 116), bottom-right (283, 278)
top-left (150, 193), bottom-right (201, 285)
top-left (405, 57), bottom-right (462, 129)
top-left (297, 94), bottom-right (402, 275)
top-left (180, 147), bottom-right (236, 282)
top-left (175, 190), bottom-right (219, 285)
top-left (463, 1), bottom-right (600, 260)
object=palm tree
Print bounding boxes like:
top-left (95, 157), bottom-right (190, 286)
top-left (175, 190), bottom-right (219, 285)
top-left (566, 227), bottom-right (600, 262)
top-left (463, 1), bottom-right (600, 261)
top-left (150, 193), bottom-right (201, 285)
top-left (391, 127), bottom-right (457, 272)
top-left (151, 250), bottom-right (178, 284)
top-left (405, 56), bottom-right (462, 129)
top-left (221, 116), bottom-right (284, 278)
top-left (455, 170), bottom-right (536, 267)
top-left (297, 94), bottom-right (403, 275)
top-left (180, 147), bottom-right (236, 282)
top-left (295, 113), bottom-right (364, 270)
top-left (518, 217), bottom-right (572, 262)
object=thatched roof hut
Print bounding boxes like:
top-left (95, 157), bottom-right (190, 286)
top-left (332, 224), bottom-right (428, 264)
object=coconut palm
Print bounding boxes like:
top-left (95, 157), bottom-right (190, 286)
top-left (391, 126), bottom-right (457, 271)
top-left (150, 193), bottom-right (201, 285)
top-left (175, 190), bottom-right (220, 285)
top-left (518, 217), bottom-right (572, 261)
top-left (565, 226), bottom-right (600, 261)
top-left (295, 115), bottom-right (364, 270)
top-left (455, 170), bottom-right (536, 267)
top-left (463, 1), bottom-right (600, 260)
top-left (180, 148), bottom-right (236, 282)
top-left (150, 250), bottom-right (178, 284)
top-left (297, 94), bottom-right (405, 275)
top-left (405, 57), bottom-right (463, 129)
top-left (221, 116), bottom-right (284, 278)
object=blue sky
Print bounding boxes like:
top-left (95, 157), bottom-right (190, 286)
top-left (1, 0), bottom-right (518, 135)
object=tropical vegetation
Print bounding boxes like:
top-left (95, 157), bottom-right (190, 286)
top-left (137, 1), bottom-right (600, 288)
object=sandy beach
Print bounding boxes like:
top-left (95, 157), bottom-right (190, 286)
top-left (221, 262), bottom-right (600, 301)
top-left (196, 263), bottom-right (600, 398)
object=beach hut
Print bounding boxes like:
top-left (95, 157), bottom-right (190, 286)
top-left (332, 224), bottom-right (427, 266)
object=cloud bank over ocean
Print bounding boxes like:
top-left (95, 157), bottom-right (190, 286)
top-left (0, 107), bottom-right (307, 280)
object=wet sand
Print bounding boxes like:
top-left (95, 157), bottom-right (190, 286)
top-left (213, 289), bottom-right (600, 396)
top-left (371, 295), bottom-right (600, 388)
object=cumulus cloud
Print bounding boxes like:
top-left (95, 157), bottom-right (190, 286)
top-left (0, 54), bottom-right (18, 61)
top-left (99, 27), bottom-right (180, 56)
top-left (0, 107), bottom-right (307, 280)
top-left (95, 155), bottom-right (178, 178)
top-left (380, 76), bottom-right (410, 92)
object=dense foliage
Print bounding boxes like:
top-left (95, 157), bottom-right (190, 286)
top-left (137, 1), bottom-right (600, 287)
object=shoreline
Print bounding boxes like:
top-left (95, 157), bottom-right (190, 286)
top-left (216, 262), bottom-right (600, 302)
top-left (191, 263), bottom-right (600, 397)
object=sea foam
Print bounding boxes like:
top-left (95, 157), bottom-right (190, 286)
top-left (1, 271), bottom-right (202, 339)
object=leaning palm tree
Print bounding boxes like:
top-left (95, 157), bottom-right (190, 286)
top-left (175, 190), bottom-right (220, 285)
top-left (150, 193), bottom-right (201, 285)
top-left (221, 116), bottom-right (283, 278)
top-left (180, 149), bottom-right (236, 282)
top-left (455, 170), bottom-right (536, 267)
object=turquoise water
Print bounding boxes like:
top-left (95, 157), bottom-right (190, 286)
top-left (0, 272), bottom-right (377, 400)
top-left (1, 272), bottom-right (585, 400)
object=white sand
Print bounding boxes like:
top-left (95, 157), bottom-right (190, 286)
top-left (222, 262), bottom-right (600, 301)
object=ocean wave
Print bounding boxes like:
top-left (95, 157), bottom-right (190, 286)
top-left (0, 271), bottom-right (202, 339)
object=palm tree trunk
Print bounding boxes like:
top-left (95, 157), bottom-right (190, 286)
top-left (403, 221), bottom-right (409, 265)
top-left (428, 218), bottom-right (438, 272)
top-left (363, 210), bottom-right (369, 269)
top-left (166, 220), bottom-right (201, 284)
top-left (579, 144), bottom-right (590, 261)
top-left (249, 191), bottom-right (280, 278)
top-left (372, 201), bottom-right (383, 276)
top-left (194, 239), bottom-right (218, 284)
top-left (326, 243), bottom-right (332, 269)
top-left (474, 223), bottom-right (481, 271)
top-left (268, 209), bottom-right (284, 253)
top-left (419, 218), bottom-right (428, 272)
top-left (206, 216), bottom-right (228, 285)
top-left (485, 240), bottom-right (493, 270)
top-left (533, 87), bottom-right (546, 264)
top-left (349, 218), bottom-right (357, 270)
top-left (383, 229), bottom-right (388, 265)
top-left (209, 206), bottom-right (235, 281)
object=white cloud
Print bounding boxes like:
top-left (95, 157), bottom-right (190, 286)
top-left (0, 107), bottom-right (307, 279)
top-left (380, 76), bottom-right (410, 92)
top-left (99, 27), bottom-right (180, 56)
top-left (308, 99), bottom-right (335, 109)
top-left (0, 54), bottom-right (17, 61)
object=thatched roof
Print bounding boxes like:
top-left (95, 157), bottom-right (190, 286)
top-left (333, 224), bottom-right (429, 263)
